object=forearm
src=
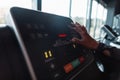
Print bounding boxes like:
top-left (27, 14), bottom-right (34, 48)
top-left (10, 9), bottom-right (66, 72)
top-left (95, 43), bottom-right (120, 60)
top-left (107, 47), bottom-right (120, 60)
top-left (94, 43), bottom-right (120, 73)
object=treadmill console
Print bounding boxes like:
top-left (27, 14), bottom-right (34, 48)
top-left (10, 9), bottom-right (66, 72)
top-left (8, 7), bottom-right (102, 80)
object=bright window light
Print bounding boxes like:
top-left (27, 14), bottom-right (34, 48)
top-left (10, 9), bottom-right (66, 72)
top-left (42, 0), bottom-right (70, 17)
top-left (0, 0), bottom-right (32, 24)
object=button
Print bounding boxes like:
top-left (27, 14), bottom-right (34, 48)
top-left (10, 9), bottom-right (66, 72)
top-left (37, 33), bottom-right (43, 38)
top-left (51, 71), bottom-right (62, 80)
top-left (44, 33), bottom-right (48, 37)
top-left (26, 24), bottom-right (32, 29)
top-left (79, 56), bottom-right (85, 63)
top-left (54, 73), bottom-right (60, 78)
top-left (39, 24), bottom-right (45, 29)
top-left (64, 63), bottom-right (73, 73)
top-left (30, 33), bottom-right (36, 39)
top-left (71, 59), bottom-right (80, 68)
top-left (50, 63), bottom-right (56, 69)
top-left (47, 61), bottom-right (57, 70)
top-left (34, 24), bottom-right (39, 29)
top-left (44, 52), bottom-right (48, 59)
top-left (48, 50), bottom-right (52, 57)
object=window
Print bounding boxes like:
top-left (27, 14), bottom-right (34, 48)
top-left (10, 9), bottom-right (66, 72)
top-left (90, 0), bottom-right (107, 40)
top-left (42, 0), bottom-right (70, 17)
top-left (71, 0), bottom-right (88, 25)
top-left (42, 0), bottom-right (88, 26)
top-left (113, 15), bottom-right (120, 35)
top-left (0, 0), bottom-right (32, 24)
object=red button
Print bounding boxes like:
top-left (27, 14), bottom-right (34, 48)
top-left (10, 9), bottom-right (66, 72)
top-left (58, 34), bottom-right (67, 38)
top-left (79, 56), bottom-right (85, 63)
top-left (64, 63), bottom-right (73, 73)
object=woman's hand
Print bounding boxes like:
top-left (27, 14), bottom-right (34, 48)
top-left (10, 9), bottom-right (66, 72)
top-left (71, 22), bottom-right (99, 49)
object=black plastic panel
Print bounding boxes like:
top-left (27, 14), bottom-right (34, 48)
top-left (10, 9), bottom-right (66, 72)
top-left (9, 7), bottom-right (102, 80)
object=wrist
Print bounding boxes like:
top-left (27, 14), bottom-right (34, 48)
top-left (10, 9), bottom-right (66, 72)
top-left (95, 43), bottom-right (111, 56)
top-left (90, 40), bottom-right (99, 49)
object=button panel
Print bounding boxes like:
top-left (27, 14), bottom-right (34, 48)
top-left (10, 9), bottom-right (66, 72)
top-left (64, 56), bottom-right (85, 74)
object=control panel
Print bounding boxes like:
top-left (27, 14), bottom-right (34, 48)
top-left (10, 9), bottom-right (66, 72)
top-left (9, 7), bottom-right (102, 80)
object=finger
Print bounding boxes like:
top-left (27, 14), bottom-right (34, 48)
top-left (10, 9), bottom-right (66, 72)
top-left (70, 22), bottom-right (77, 30)
top-left (76, 22), bottom-right (81, 26)
top-left (74, 24), bottom-right (83, 34)
top-left (74, 27), bottom-right (82, 34)
top-left (71, 37), bottom-right (80, 43)
top-left (70, 23), bottom-right (82, 33)
top-left (71, 22), bottom-right (82, 29)
top-left (75, 22), bottom-right (82, 28)
top-left (71, 23), bottom-right (85, 36)
top-left (81, 26), bottom-right (87, 33)
top-left (75, 23), bottom-right (85, 32)
top-left (71, 37), bottom-right (83, 44)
